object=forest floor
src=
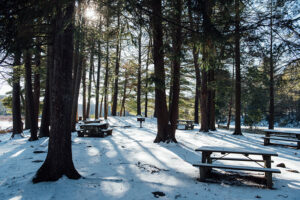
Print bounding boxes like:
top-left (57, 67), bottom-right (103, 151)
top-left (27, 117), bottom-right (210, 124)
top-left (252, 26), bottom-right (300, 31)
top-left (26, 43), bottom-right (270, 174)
top-left (0, 116), bottom-right (299, 200)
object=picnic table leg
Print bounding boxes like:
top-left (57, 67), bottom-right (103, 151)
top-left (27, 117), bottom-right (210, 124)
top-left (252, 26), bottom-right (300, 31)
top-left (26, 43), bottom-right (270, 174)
top-left (201, 152), bottom-right (212, 175)
top-left (297, 135), bottom-right (300, 149)
top-left (264, 133), bottom-right (270, 145)
top-left (263, 155), bottom-right (273, 188)
top-left (140, 121), bottom-right (142, 128)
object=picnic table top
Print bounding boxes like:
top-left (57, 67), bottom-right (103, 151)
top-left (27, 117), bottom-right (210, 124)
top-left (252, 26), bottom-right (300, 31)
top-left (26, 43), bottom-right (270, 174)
top-left (80, 122), bottom-right (108, 127)
top-left (195, 146), bottom-right (278, 156)
top-left (263, 129), bottom-right (300, 135)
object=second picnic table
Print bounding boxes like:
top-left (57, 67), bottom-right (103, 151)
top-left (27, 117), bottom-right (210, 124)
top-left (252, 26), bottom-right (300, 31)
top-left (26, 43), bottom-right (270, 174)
top-left (193, 146), bottom-right (280, 188)
top-left (263, 129), bottom-right (300, 149)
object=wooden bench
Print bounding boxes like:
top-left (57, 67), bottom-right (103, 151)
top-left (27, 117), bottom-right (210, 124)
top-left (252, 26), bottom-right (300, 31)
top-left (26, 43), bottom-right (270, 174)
top-left (194, 146), bottom-right (280, 188)
top-left (263, 129), bottom-right (300, 149)
top-left (193, 163), bottom-right (280, 188)
top-left (177, 120), bottom-right (194, 130)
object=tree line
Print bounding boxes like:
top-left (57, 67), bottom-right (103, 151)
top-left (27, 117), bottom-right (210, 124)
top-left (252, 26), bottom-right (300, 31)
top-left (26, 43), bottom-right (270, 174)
top-left (0, 0), bottom-right (299, 182)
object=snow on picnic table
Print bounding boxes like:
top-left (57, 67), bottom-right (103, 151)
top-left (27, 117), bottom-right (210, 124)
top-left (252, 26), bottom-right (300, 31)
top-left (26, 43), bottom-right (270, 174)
top-left (0, 116), bottom-right (299, 200)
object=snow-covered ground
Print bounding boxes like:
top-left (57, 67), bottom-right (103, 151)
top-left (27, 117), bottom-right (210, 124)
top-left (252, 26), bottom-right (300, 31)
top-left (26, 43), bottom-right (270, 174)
top-left (0, 116), bottom-right (299, 200)
top-left (0, 120), bottom-right (12, 130)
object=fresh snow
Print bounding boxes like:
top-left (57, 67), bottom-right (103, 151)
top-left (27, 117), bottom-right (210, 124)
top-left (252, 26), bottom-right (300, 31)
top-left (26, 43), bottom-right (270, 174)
top-left (0, 116), bottom-right (299, 200)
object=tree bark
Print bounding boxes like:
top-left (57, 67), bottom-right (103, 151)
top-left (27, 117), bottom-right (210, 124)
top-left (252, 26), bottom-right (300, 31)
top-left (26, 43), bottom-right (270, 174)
top-left (39, 43), bottom-right (52, 137)
top-left (104, 10), bottom-right (110, 120)
top-left (137, 26), bottom-right (142, 116)
top-left (34, 44), bottom-right (41, 130)
top-left (95, 40), bottom-right (101, 119)
top-left (151, 0), bottom-right (170, 143)
top-left (33, 0), bottom-right (80, 182)
top-left (269, 0), bottom-right (274, 130)
top-left (233, 0), bottom-right (242, 135)
top-left (11, 51), bottom-right (23, 137)
top-left (82, 56), bottom-right (87, 120)
top-left (208, 69), bottom-right (216, 130)
top-left (86, 43), bottom-right (94, 118)
top-left (25, 50), bottom-right (38, 141)
top-left (168, 0), bottom-right (182, 143)
top-left (112, 7), bottom-right (120, 116)
top-left (144, 37), bottom-right (151, 118)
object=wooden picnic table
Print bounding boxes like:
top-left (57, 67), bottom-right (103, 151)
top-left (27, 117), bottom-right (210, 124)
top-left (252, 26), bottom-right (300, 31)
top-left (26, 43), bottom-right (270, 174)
top-left (193, 146), bottom-right (280, 188)
top-left (263, 129), bottom-right (300, 149)
top-left (177, 120), bottom-right (194, 130)
top-left (78, 122), bottom-right (112, 137)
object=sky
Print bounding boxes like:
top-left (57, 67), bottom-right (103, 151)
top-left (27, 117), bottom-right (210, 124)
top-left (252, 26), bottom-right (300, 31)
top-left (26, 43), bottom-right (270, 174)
top-left (0, 80), bottom-right (11, 96)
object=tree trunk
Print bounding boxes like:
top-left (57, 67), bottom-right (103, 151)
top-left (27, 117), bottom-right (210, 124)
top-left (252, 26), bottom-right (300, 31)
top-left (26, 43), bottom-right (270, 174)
top-left (137, 26), bottom-right (142, 116)
top-left (25, 50), bottom-right (38, 141)
top-left (71, 8), bottom-right (83, 129)
top-left (33, 0), bottom-right (80, 182)
top-left (187, 0), bottom-right (201, 124)
top-left (208, 69), bottom-right (216, 130)
top-left (144, 37), bottom-right (151, 118)
top-left (11, 51), bottom-right (23, 137)
top-left (226, 58), bottom-right (235, 129)
top-left (151, 0), bottom-right (169, 143)
top-left (82, 56), bottom-right (87, 120)
top-left (112, 8), bottom-right (120, 116)
top-left (104, 12), bottom-right (110, 120)
top-left (95, 40), bottom-right (101, 119)
top-left (34, 45), bottom-right (41, 130)
top-left (269, 0), bottom-right (274, 130)
top-left (168, 0), bottom-right (182, 143)
top-left (40, 43), bottom-right (53, 137)
top-left (233, 0), bottom-right (242, 135)
top-left (86, 43), bottom-right (94, 118)
top-left (120, 76), bottom-right (128, 117)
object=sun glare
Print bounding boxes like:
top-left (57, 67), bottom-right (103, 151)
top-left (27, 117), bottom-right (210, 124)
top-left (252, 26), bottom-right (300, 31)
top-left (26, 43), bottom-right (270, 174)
top-left (85, 6), bottom-right (98, 21)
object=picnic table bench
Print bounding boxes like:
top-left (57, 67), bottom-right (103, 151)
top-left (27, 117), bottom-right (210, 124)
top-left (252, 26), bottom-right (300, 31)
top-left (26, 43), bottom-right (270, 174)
top-left (82, 119), bottom-right (102, 124)
top-left (263, 129), bottom-right (300, 149)
top-left (193, 146), bottom-right (280, 188)
top-left (177, 120), bottom-right (194, 130)
top-left (77, 122), bottom-right (112, 137)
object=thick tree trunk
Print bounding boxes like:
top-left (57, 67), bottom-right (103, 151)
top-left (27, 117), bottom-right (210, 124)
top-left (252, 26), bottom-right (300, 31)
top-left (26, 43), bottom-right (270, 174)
top-left (25, 50), bottom-right (38, 141)
top-left (11, 51), bottom-right (23, 137)
top-left (137, 26), bottom-right (142, 116)
top-left (40, 43), bottom-right (53, 137)
top-left (95, 40), bottom-right (101, 119)
top-left (233, 0), bottom-right (242, 135)
top-left (33, 0), bottom-right (80, 182)
top-left (151, 0), bottom-right (170, 143)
